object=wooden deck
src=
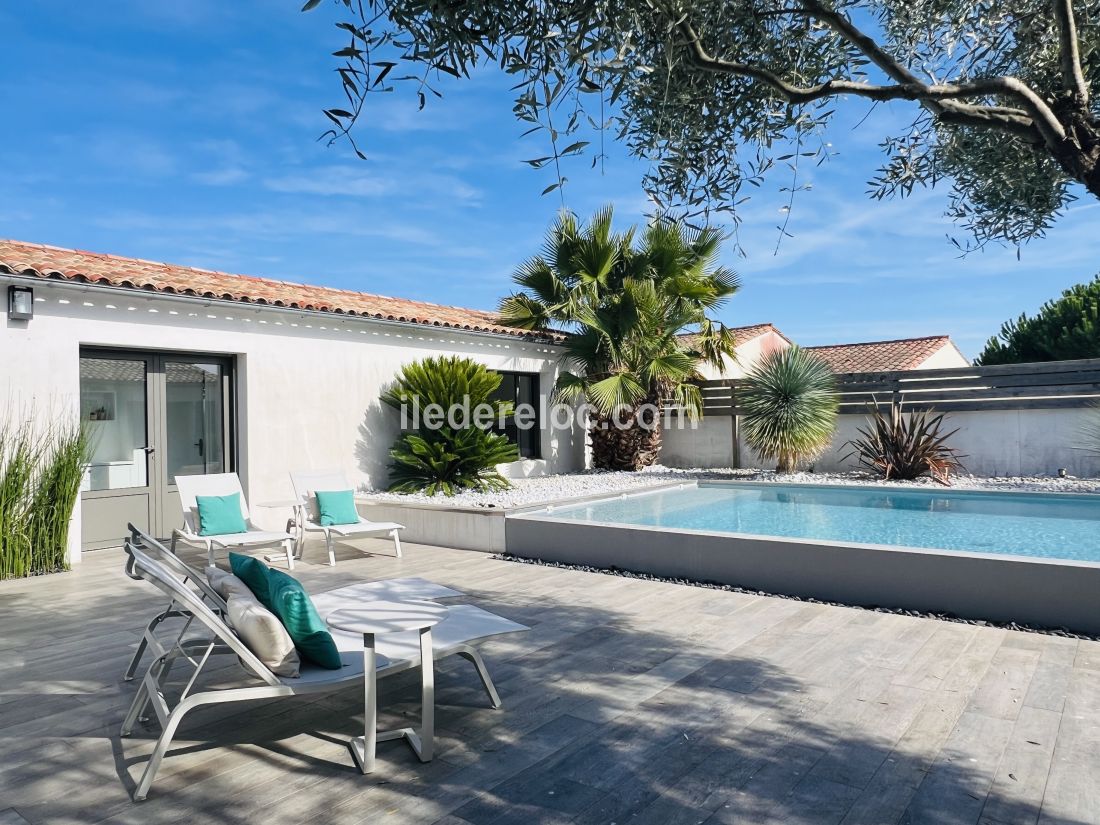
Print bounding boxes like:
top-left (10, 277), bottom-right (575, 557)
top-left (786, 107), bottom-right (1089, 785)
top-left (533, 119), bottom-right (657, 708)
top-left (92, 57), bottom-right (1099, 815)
top-left (1, 538), bottom-right (1098, 825)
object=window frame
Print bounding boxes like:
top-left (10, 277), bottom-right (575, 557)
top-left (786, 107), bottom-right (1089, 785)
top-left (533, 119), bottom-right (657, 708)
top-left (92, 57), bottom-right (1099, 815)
top-left (493, 370), bottom-right (542, 460)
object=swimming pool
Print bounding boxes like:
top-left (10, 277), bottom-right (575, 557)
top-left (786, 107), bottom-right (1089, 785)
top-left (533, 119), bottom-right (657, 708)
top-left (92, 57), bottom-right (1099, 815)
top-left (543, 482), bottom-right (1100, 562)
top-left (505, 481), bottom-right (1100, 634)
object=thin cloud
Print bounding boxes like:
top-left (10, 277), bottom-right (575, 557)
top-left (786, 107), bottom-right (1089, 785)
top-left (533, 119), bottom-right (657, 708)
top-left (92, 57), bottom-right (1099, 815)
top-left (262, 164), bottom-right (482, 204)
top-left (193, 167), bottom-right (249, 186)
top-left (264, 166), bottom-right (391, 197)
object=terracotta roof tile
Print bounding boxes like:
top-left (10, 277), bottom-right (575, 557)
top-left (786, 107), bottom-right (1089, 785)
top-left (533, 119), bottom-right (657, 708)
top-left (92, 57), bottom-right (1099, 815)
top-left (805, 336), bottom-right (958, 373)
top-left (0, 239), bottom-right (560, 342)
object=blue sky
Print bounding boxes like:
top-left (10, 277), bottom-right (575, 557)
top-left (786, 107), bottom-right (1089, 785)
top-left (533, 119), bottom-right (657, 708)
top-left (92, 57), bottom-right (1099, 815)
top-left (2, 2), bottom-right (1097, 358)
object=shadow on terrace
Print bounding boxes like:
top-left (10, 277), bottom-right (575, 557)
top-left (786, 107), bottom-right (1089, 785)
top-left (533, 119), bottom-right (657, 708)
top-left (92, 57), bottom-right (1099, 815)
top-left (0, 540), bottom-right (1087, 825)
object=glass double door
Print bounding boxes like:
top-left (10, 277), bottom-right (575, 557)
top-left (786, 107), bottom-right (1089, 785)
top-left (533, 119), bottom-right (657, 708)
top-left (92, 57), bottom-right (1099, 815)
top-left (80, 349), bottom-right (234, 549)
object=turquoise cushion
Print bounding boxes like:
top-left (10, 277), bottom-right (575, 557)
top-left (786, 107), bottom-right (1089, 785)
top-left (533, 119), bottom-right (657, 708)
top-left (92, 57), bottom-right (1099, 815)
top-left (266, 568), bottom-right (343, 669)
top-left (229, 552), bottom-right (273, 609)
top-left (315, 489), bottom-right (360, 527)
top-left (196, 493), bottom-right (247, 536)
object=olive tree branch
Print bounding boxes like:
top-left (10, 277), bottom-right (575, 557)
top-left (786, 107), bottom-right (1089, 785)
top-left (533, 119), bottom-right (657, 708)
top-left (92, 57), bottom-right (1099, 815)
top-left (668, 6), bottom-right (1067, 148)
top-left (800, 0), bottom-right (1068, 147)
top-left (1052, 0), bottom-right (1090, 105)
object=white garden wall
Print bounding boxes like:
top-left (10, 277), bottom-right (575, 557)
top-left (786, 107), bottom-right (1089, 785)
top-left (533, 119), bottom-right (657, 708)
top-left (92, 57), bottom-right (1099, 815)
top-left (660, 416), bottom-right (738, 468)
top-left (661, 408), bottom-right (1100, 478)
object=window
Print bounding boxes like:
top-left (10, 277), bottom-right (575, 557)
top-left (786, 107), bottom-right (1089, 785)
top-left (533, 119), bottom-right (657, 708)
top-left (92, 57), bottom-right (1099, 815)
top-left (492, 371), bottom-right (541, 459)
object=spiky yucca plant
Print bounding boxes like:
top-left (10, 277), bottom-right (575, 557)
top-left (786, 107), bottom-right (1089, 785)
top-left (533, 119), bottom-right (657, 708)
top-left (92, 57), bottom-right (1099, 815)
top-left (739, 346), bottom-right (839, 473)
top-left (844, 398), bottom-right (965, 484)
top-left (381, 356), bottom-right (519, 495)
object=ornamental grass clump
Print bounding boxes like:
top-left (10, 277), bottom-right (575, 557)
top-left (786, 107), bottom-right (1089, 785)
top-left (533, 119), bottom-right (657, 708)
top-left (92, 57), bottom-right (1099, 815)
top-left (0, 412), bottom-right (91, 579)
top-left (381, 356), bottom-right (519, 496)
top-left (739, 346), bottom-right (839, 472)
top-left (843, 398), bottom-right (965, 484)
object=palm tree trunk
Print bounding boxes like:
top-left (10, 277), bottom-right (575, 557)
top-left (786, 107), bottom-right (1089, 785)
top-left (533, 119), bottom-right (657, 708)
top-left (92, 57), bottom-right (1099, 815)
top-left (588, 394), bottom-right (664, 471)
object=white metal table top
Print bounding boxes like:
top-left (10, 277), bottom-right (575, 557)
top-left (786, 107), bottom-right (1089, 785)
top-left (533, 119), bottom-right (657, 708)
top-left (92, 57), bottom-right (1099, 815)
top-left (326, 600), bottom-right (448, 636)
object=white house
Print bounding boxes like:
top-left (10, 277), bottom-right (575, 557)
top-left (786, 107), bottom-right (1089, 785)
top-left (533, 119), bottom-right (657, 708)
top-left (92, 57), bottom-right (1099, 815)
top-left (803, 336), bottom-right (970, 372)
top-left (690, 324), bottom-right (969, 378)
top-left (689, 323), bottom-right (794, 380)
top-left (0, 240), bottom-right (585, 562)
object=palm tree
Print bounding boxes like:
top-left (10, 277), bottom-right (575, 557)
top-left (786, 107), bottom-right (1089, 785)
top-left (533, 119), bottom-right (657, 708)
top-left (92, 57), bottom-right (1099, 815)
top-left (499, 206), bottom-right (740, 470)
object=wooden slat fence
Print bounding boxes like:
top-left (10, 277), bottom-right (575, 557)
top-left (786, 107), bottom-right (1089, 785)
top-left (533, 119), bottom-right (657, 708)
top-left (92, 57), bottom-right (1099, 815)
top-left (694, 357), bottom-right (1100, 416)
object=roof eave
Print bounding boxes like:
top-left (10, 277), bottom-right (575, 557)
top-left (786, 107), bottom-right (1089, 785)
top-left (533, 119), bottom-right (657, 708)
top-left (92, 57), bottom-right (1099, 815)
top-left (0, 269), bottom-right (564, 347)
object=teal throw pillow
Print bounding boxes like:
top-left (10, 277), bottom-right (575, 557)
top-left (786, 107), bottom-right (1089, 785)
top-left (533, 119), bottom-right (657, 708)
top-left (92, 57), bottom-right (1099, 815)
top-left (229, 552), bottom-right (274, 610)
top-left (196, 493), bottom-right (247, 536)
top-left (315, 489), bottom-right (360, 527)
top-left (266, 568), bottom-right (343, 670)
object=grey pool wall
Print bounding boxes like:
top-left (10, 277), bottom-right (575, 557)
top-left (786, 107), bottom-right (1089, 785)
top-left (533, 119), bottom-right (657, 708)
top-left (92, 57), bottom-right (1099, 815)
top-left (505, 512), bottom-right (1100, 635)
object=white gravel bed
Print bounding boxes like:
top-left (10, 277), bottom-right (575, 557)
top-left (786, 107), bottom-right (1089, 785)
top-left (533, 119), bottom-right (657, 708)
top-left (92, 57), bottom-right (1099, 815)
top-left (361, 465), bottom-right (1100, 509)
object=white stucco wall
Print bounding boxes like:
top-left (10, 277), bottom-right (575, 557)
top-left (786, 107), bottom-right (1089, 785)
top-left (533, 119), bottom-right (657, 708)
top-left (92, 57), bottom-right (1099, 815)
top-left (695, 330), bottom-right (792, 380)
top-left (0, 277), bottom-right (585, 561)
top-left (915, 343), bottom-right (970, 370)
top-left (810, 408), bottom-right (1100, 477)
top-left (660, 416), bottom-right (738, 468)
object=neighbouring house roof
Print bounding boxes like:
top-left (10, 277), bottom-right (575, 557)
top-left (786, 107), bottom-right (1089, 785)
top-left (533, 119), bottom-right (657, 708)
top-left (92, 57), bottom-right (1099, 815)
top-left (0, 239), bottom-right (561, 343)
top-left (679, 323), bottom-right (793, 350)
top-left (804, 336), bottom-right (963, 373)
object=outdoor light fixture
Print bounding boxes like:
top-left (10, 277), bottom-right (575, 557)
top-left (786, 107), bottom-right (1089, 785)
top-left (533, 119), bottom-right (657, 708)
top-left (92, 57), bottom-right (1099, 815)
top-left (7, 285), bottom-right (34, 321)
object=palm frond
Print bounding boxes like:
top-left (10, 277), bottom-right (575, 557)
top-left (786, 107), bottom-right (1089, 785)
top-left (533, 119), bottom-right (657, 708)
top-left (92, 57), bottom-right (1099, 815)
top-left (552, 370), bottom-right (588, 405)
top-left (586, 372), bottom-right (647, 414)
top-left (498, 293), bottom-right (553, 330)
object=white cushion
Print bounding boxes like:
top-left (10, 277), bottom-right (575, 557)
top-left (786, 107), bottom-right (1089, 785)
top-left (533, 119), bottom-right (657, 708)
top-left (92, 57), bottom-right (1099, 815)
top-left (206, 567), bottom-right (252, 600)
top-left (226, 593), bottom-right (300, 678)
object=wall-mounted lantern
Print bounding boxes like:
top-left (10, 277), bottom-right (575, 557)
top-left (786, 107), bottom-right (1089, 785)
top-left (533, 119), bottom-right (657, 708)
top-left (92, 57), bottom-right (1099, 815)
top-left (7, 285), bottom-right (34, 321)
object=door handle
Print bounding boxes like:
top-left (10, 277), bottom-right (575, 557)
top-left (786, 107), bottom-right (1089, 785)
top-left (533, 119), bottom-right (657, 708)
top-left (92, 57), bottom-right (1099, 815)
top-left (142, 446), bottom-right (156, 455)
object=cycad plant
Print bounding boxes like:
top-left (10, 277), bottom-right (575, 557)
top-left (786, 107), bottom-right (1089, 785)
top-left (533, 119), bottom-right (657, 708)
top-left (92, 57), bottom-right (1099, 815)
top-left (0, 412), bottom-right (92, 579)
top-left (499, 206), bottom-right (739, 470)
top-left (380, 356), bottom-right (519, 495)
top-left (739, 346), bottom-right (839, 473)
top-left (844, 398), bottom-right (965, 484)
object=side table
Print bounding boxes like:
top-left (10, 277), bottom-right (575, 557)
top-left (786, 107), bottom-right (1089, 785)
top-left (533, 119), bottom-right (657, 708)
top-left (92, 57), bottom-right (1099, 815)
top-left (326, 600), bottom-right (449, 773)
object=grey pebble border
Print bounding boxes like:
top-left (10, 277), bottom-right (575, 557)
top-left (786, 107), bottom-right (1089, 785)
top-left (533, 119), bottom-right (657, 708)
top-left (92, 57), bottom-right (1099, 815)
top-left (492, 553), bottom-right (1099, 642)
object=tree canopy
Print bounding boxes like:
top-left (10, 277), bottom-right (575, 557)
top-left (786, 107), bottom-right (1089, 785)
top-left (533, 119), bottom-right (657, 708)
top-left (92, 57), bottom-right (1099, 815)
top-left (976, 274), bottom-right (1100, 364)
top-left (307, 0), bottom-right (1100, 249)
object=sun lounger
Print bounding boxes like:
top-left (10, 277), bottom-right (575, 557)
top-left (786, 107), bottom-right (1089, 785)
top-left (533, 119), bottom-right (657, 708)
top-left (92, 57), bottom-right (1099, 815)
top-left (172, 472), bottom-right (297, 568)
top-left (121, 527), bottom-right (527, 801)
top-left (289, 469), bottom-right (404, 565)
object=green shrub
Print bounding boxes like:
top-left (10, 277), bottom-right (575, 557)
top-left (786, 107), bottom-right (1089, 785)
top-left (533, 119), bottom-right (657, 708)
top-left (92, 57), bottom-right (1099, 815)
top-left (843, 398), bottom-right (965, 483)
top-left (0, 413), bottom-right (91, 579)
top-left (381, 356), bottom-right (519, 495)
top-left (740, 346), bottom-right (839, 472)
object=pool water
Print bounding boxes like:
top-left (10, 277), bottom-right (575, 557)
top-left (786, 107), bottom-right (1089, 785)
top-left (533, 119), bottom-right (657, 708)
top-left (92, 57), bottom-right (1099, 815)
top-left (544, 483), bottom-right (1100, 562)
